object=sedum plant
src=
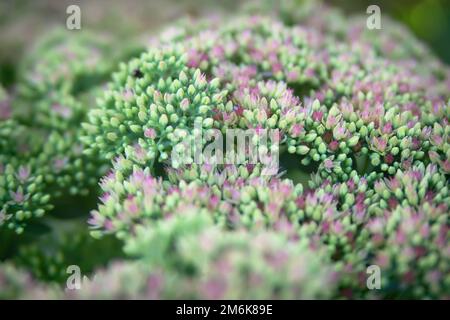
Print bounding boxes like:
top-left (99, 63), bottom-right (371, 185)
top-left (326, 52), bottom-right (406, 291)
top-left (0, 29), bottom-right (144, 231)
top-left (0, 0), bottom-right (448, 300)
top-left (80, 10), bottom-right (448, 299)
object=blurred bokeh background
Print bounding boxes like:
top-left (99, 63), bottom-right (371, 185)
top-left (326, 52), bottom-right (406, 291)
top-left (1, 0), bottom-right (449, 88)
top-left (329, 0), bottom-right (450, 63)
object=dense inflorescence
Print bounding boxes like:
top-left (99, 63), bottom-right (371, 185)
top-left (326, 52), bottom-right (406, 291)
top-left (71, 212), bottom-right (337, 299)
top-left (0, 118), bottom-right (51, 232)
top-left (0, 0), bottom-right (448, 299)
top-left (86, 13), bottom-right (450, 184)
top-left (80, 8), bottom-right (449, 299)
top-left (0, 262), bottom-right (62, 299)
top-left (0, 29), bottom-right (144, 231)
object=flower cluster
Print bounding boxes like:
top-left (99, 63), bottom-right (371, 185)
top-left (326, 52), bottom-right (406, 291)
top-left (88, 161), bottom-right (306, 238)
top-left (81, 9), bottom-right (449, 298)
top-left (78, 212), bottom-right (337, 299)
top-left (87, 14), bottom-right (449, 185)
top-left (0, 0), bottom-right (448, 300)
top-left (81, 45), bottom-right (228, 169)
top-left (359, 203), bottom-right (449, 298)
top-left (1, 29), bottom-right (143, 231)
top-left (0, 262), bottom-right (61, 299)
top-left (0, 120), bottom-right (51, 232)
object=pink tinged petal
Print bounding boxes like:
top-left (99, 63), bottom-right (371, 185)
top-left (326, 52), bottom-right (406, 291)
top-left (10, 189), bottom-right (25, 203)
top-left (428, 150), bottom-right (440, 163)
top-left (347, 179), bottom-right (355, 191)
top-left (133, 144), bottom-right (146, 161)
top-left (426, 270), bottom-right (442, 285)
top-left (420, 224), bottom-right (430, 238)
top-left (227, 210), bottom-right (240, 225)
top-left (396, 230), bottom-right (406, 244)
top-left (332, 221), bottom-right (343, 234)
top-left (53, 157), bottom-right (68, 172)
top-left (431, 134), bottom-right (443, 146)
top-left (287, 70), bottom-right (299, 81)
top-left (125, 198), bottom-right (139, 215)
top-left (442, 160), bottom-right (450, 173)
top-left (209, 195), bottom-right (219, 208)
top-left (144, 128), bottom-right (157, 139)
top-left (0, 99), bottom-right (11, 120)
top-left (372, 233), bottom-right (384, 245)
top-left (312, 111), bottom-right (323, 122)
top-left (375, 253), bottom-right (390, 268)
top-left (266, 250), bottom-right (289, 270)
top-left (402, 158), bottom-right (412, 170)
top-left (324, 117), bottom-right (338, 133)
top-left (211, 45), bottom-right (225, 59)
top-left (373, 136), bottom-right (387, 152)
top-left (290, 124), bottom-right (303, 137)
top-left (52, 104), bottom-right (72, 119)
top-left (424, 190), bottom-right (435, 202)
top-left (411, 137), bottom-right (421, 150)
top-left (272, 62), bottom-right (283, 73)
top-left (329, 140), bottom-right (339, 151)
top-left (354, 204), bottom-right (366, 221)
top-left (146, 273), bottom-right (164, 299)
top-left (99, 192), bottom-right (112, 204)
top-left (234, 105), bottom-right (244, 117)
top-left (267, 202), bottom-right (280, 217)
top-left (384, 153), bottom-right (394, 165)
top-left (187, 49), bottom-right (201, 68)
top-left (295, 196), bottom-right (305, 209)
top-left (254, 125), bottom-right (265, 136)
top-left (414, 246), bottom-right (427, 258)
top-left (0, 209), bottom-right (11, 224)
top-left (180, 98), bottom-right (190, 111)
top-left (123, 89), bottom-right (134, 102)
top-left (249, 273), bottom-right (263, 287)
top-left (250, 48), bottom-right (264, 62)
top-left (305, 68), bottom-right (315, 78)
top-left (388, 197), bottom-right (398, 209)
top-left (382, 122), bottom-right (393, 134)
top-left (374, 181), bottom-right (385, 194)
top-left (103, 220), bottom-right (114, 231)
top-left (201, 278), bottom-right (227, 300)
top-left (16, 166), bottom-right (31, 183)
top-left (324, 159), bottom-right (334, 170)
top-left (88, 210), bottom-right (104, 228)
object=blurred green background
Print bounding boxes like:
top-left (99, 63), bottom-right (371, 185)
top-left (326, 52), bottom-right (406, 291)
top-left (329, 0), bottom-right (450, 63)
top-left (1, 0), bottom-right (449, 86)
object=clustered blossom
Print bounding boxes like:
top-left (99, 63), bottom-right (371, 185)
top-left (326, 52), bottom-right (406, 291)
top-left (0, 30), bottom-right (142, 231)
top-left (358, 203), bottom-right (449, 298)
top-left (141, 14), bottom-right (449, 185)
top-left (81, 45), bottom-right (228, 170)
top-left (28, 212), bottom-right (337, 299)
top-left (82, 8), bottom-right (448, 298)
top-left (0, 263), bottom-right (61, 299)
top-left (0, 216), bottom-right (336, 300)
top-left (0, 119), bottom-right (51, 232)
top-left (0, 0), bottom-right (449, 300)
top-left (17, 29), bottom-right (131, 100)
top-left (88, 161), bottom-right (306, 238)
